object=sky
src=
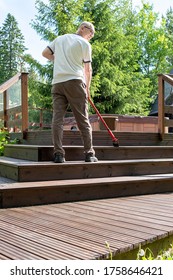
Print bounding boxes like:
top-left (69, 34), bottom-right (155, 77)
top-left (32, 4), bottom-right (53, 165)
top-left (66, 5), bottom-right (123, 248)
top-left (0, 0), bottom-right (173, 65)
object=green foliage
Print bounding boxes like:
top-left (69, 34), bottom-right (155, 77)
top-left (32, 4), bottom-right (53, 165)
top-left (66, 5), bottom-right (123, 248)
top-left (0, 128), bottom-right (20, 156)
top-left (29, 0), bottom-right (159, 115)
top-left (165, 7), bottom-right (173, 68)
top-left (1, 1), bottom-right (173, 117)
top-left (0, 129), bottom-right (9, 156)
top-left (0, 13), bottom-right (27, 84)
top-left (105, 241), bottom-right (113, 260)
top-left (0, 128), bottom-right (19, 156)
top-left (135, 3), bottom-right (172, 100)
top-left (88, 0), bottom-right (152, 114)
top-left (31, 0), bottom-right (85, 38)
top-left (23, 54), bottom-right (52, 109)
top-left (137, 244), bottom-right (173, 260)
top-left (105, 241), bottom-right (173, 260)
top-left (28, 71), bottom-right (52, 109)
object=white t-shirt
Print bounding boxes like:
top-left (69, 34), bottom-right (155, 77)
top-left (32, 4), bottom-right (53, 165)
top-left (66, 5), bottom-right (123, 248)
top-left (48, 34), bottom-right (92, 84)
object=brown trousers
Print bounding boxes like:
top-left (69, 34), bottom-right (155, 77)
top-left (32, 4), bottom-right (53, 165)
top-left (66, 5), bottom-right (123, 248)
top-left (51, 79), bottom-right (95, 157)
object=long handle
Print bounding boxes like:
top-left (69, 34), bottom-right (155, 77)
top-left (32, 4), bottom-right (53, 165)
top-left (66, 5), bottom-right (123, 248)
top-left (88, 97), bottom-right (119, 144)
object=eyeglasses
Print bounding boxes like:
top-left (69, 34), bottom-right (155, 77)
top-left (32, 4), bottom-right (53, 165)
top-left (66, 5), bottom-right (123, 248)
top-left (84, 26), bottom-right (94, 36)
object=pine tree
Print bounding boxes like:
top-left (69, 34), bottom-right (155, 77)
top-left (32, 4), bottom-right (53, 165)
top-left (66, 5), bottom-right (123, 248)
top-left (30, 0), bottom-right (171, 115)
top-left (165, 7), bottom-right (173, 69)
top-left (0, 13), bottom-right (27, 84)
top-left (30, 0), bottom-right (152, 115)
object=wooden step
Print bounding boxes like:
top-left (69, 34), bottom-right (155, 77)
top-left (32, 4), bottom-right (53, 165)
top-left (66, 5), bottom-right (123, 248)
top-left (4, 144), bottom-right (173, 161)
top-left (10, 130), bottom-right (161, 146)
top-left (1, 174), bottom-right (173, 208)
top-left (1, 156), bottom-right (173, 182)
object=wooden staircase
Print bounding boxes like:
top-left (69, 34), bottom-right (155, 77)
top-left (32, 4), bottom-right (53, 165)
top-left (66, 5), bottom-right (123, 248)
top-left (1, 131), bottom-right (173, 208)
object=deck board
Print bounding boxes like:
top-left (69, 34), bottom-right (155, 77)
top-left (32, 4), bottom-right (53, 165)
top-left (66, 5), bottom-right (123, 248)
top-left (0, 192), bottom-right (173, 260)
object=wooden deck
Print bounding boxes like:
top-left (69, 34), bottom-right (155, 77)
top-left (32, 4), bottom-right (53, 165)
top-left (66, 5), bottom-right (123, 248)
top-left (1, 132), bottom-right (173, 259)
top-left (0, 191), bottom-right (173, 260)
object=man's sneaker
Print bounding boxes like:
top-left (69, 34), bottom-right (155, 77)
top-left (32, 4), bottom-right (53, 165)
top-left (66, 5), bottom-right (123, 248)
top-left (85, 153), bottom-right (98, 162)
top-left (54, 153), bottom-right (65, 163)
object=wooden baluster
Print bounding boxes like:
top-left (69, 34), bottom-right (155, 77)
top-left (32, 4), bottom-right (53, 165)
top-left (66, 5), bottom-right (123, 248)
top-left (158, 74), bottom-right (165, 140)
top-left (21, 73), bottom-right (28, 134)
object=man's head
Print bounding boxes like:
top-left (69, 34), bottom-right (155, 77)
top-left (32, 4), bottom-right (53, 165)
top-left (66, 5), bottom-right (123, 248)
top-left (77, 21), bottom-right (95, 41)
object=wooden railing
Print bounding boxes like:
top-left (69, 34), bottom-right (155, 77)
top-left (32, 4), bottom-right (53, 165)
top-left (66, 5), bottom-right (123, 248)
top-left (158, 74), bottom-right (173, 140)
top-left (0, 72), bottom-right (28, 133)
top-left (28, 107), bottom-right (52, 130)
top-left (0, 72), bottom-right (173, 140)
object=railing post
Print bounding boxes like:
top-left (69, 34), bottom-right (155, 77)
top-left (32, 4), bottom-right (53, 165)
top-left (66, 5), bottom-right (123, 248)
top-left (158, 74), bottom-right (165, 140)
top-left (21, 73), bottom-right (28, 134)
top-left (40, 109), bottom-right (43, 129)
top-left (3, 90), bottom-right (7, 128)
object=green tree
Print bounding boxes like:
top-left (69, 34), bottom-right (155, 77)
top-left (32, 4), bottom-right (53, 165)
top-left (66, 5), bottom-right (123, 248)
top-left (0, 13), bottom-right (27, 84)
top-left (31, 0), bottom-right (151, 115)
top-left (88, 0), bottom-right (151, 114)
top-left (28, 0), bottom-right (86, 110)
top-left (165, 7), bottom-right (173, 69)
top-left (31, 0), bottom-right (85, 39)
top-left (24, 54), bottom-right (52, 109)
top-left (29, 0), bottom-right (171, 116)
top-left (135, 2), bottom-right (171, 100)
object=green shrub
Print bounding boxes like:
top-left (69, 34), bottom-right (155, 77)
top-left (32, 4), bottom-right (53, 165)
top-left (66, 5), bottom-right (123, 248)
top-left (0, 128), bottom-right (19, 156)
top-left (137, 244), bottom-right (173, 260)
top-left (0, 128), bottom-right (9, 155)
top-left (105, 241), bottom-right (173, 260)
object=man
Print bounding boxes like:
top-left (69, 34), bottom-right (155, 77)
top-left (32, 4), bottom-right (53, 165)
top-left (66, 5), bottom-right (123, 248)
top-left (42, 21), bottom-right (98, 163)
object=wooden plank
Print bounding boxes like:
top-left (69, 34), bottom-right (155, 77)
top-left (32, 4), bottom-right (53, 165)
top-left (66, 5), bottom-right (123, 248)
top-left (164, 105), bottom-right (173, 114)
top-left (0, 192), bottom-right (173, 259)
top-left (0, 73), bottom-right (21, 93)
top-left (49, 203), bottom-right (173, 233)
top-left (21, 73), bottom-right (28, 132)
top-left (23, 204), bottom-right (163, 242)
top-left (158, 75), bottom-right (165, 139)
top-left (165, 118), bottom-right (173, 127)
top-left (2, 156), bottom-right (173, 182)
top-left (0, 240), bottom-right (44, 260)
top-left (0, 214), bottom-right (119, 257)
top-left (0, 211), bottom-right (114, 256)
top-left (93, 198), bottom-right (173, 218)
top-left (0, 222), bottom-right (110, 259)
top-left (0, 253), bottom-right (12, 260)
top-left (0, 227), bottom-right (82, 260)
top-left (2, 173), bottom-right (173, 208)
top-left (162, 74), bottom-right (173, 86)
top-left (1, 199), bottom-right (168, 243)
top-left (11, 131), bottom-right (160, 146)
top-left (56, 200), bottom-right (173, 226)
top-left (83, 194), bottom-right (173, 214)
top-left (0, 210), bottom-right (133, 253)
top-left (4, 144), bottom-right (173, 161)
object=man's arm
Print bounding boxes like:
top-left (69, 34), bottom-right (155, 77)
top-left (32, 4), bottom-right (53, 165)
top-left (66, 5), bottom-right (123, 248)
top-left (42, 47), bottom-right (54, 61)
top-left (84, 62), bottom-right (92, 98)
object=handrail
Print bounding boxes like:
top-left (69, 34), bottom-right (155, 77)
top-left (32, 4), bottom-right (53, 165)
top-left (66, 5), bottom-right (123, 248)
top-left (161, 74), bottom-right (173, 87)
top-left (0, 72), bottom-right (28, 134)
top-left (158, 74), bottom-right (173, 140)
top-left (0, 72), bottom-right (172, 139)
top-left (0, 73), bottom-right (21, 93)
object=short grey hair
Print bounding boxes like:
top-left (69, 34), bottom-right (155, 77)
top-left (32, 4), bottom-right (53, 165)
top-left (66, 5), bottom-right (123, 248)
top-left (79, 21), bottom-right (95, 34)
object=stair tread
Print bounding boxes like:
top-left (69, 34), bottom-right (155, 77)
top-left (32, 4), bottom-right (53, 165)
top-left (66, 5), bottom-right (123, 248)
top-left (1, 173), bottom-right (173, 190)
top-left (1, 156), bottom-right (173, 166)
top-left (5, 144), bottom-right (173, 149)
top-left (4, 145), bottom-right (173, 162)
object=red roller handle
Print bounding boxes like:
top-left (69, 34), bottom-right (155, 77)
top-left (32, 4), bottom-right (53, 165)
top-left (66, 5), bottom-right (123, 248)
top-left (88, 97), bottom-right (119, 146)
